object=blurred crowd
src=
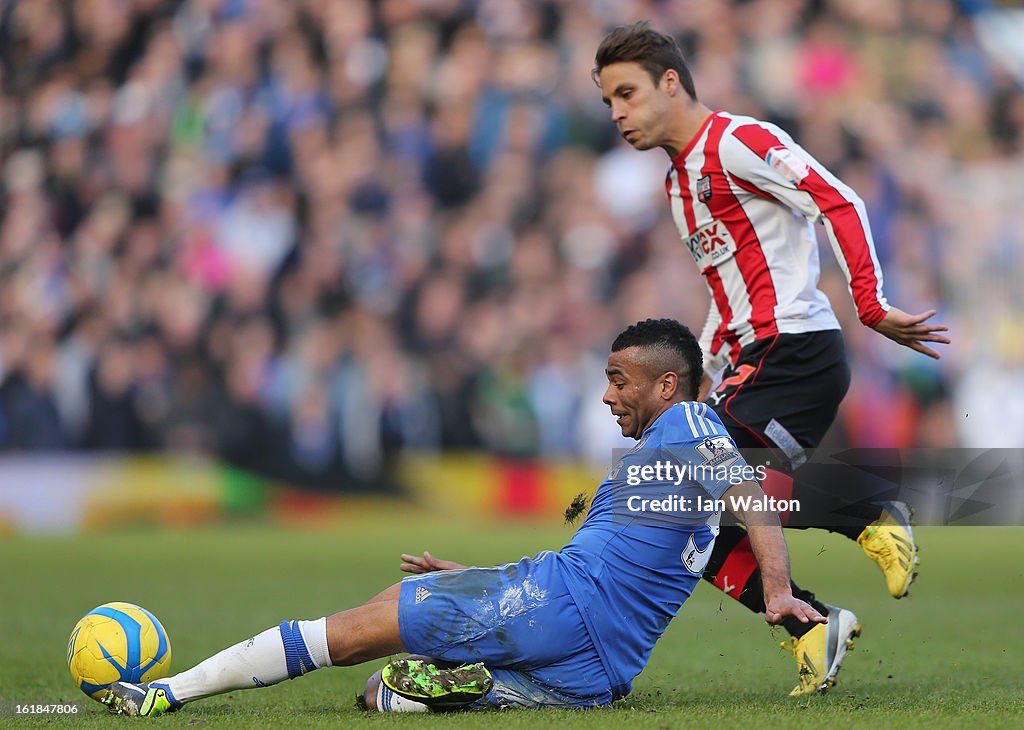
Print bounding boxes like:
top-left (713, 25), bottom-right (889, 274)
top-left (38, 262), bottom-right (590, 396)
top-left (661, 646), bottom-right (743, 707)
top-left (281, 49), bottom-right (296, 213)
top-left (1, 0), bottom-right (1021, 489)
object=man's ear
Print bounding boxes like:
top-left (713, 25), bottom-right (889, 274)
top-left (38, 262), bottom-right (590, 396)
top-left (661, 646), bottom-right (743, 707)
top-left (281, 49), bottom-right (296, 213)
top-left (660, 371), bottom-right (680, 400)
top-left (661, 69), bottom-right (680, 96)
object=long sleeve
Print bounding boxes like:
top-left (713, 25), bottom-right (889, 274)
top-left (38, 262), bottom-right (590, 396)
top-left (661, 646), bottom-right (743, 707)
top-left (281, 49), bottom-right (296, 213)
top-left (720, 122), bottom-right (889, 328)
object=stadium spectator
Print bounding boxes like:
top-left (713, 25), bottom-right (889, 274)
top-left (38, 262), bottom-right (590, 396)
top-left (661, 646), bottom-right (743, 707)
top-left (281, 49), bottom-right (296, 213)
top-left (1, 0), bottom-right (1021, 488)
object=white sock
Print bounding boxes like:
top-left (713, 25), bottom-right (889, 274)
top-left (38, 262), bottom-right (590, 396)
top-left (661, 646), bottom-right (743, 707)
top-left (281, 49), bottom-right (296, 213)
top-left (161, 619), bottom-right (331, 704)
top-left (297, 618), bottom-right (332, 669)
top-left (376, 681), bottom-right (428, 713)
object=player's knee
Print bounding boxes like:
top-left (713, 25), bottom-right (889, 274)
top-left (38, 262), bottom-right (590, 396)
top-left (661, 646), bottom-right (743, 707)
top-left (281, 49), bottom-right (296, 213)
top-left (361, 669), bottom-right (383, 711)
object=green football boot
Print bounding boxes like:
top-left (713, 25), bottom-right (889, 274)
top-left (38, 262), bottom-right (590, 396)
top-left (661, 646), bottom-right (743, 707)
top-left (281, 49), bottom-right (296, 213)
top-left (381, 658), bottom-right (493, 710)
top-left (102, 681), bottom-right (179, 717)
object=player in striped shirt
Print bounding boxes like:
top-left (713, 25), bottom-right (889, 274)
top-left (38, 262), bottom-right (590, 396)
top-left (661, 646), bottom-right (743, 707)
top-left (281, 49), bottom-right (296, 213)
top-left (594, 22), bottom-right (950, 695)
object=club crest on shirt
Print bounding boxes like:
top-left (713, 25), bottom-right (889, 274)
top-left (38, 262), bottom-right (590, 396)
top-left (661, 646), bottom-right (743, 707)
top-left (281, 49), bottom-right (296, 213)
top-left (765, 145), bottom-right (810, 185)
top-left (697, 174), bottom-right (712, 202)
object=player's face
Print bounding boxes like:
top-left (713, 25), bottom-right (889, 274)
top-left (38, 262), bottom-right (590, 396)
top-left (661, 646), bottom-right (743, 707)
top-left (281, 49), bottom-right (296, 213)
top-left (598, 61), bottom-right (672, 151)
top-left (603, 347), bottom-right (665, 439)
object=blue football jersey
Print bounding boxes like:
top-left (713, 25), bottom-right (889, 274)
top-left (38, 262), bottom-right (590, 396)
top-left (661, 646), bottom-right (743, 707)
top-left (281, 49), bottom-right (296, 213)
top-left (554, 401), bottom-right (748, 697)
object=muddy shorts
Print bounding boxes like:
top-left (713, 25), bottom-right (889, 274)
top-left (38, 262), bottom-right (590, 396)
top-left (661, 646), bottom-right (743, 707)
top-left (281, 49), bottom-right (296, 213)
top-left (397, 550), bottom-right (614, 708)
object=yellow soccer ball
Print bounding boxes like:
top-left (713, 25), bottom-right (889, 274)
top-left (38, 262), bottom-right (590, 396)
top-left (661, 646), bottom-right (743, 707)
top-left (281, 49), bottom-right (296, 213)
top-left (67, 602), bottom-right (172, 700)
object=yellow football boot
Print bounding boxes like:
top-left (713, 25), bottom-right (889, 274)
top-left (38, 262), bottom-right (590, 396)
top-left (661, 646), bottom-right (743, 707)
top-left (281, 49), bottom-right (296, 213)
top-left (858, 501), bottom-right (919, 598)
top-left (781, 605), bottom-right (861, 696)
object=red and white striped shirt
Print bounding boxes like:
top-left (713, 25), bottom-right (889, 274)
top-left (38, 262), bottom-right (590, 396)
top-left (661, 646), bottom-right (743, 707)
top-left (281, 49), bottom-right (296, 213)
top-left (665, 110), bottom-right (888, 371)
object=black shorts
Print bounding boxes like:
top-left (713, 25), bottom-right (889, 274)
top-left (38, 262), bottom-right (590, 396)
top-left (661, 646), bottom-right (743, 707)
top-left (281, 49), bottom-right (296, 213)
top-left (707, 330), bottom-right (850, 468)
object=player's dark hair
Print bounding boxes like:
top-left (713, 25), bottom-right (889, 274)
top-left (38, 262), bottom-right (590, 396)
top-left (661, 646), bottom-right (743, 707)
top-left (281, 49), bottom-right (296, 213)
top-left (593, 21), bottom-right (697, 101)
top-left (612, 318), bottom-right (703, 400)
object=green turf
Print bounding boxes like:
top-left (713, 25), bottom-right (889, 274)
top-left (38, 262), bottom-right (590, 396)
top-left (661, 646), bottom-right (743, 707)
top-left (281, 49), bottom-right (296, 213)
top-left (1, 516), bottom-right (1022, 728)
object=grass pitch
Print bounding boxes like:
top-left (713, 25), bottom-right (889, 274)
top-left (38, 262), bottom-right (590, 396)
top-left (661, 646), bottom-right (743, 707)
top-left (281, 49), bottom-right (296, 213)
top-left (1, 511), bottom-right (1022, 728)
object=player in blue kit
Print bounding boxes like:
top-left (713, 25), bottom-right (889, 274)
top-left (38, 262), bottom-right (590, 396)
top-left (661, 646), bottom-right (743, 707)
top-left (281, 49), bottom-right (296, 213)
top-left (103, 319), bottom-right (824, 717)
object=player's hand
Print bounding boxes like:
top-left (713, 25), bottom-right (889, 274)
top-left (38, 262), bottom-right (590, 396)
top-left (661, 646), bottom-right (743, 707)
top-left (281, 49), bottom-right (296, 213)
top-left (871, 307), bottom-right (950, 360)
top-left (764, 593), bottom-right (828, 625)
top-left (399, 551), bottom-right (468, 574)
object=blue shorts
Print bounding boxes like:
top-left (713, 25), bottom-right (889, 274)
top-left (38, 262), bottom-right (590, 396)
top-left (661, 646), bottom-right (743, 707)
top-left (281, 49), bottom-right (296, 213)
top-left (397, 551), bottom-right (613, 708)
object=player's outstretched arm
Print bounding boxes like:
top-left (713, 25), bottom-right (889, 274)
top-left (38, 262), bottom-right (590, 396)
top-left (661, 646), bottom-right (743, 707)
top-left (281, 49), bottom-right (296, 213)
top-left (871, 306), bottom-right (950, 360)
top-left (400, 551), bottom-right (468, 574)
top-left (722, 481), bottom-right (827, 626)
